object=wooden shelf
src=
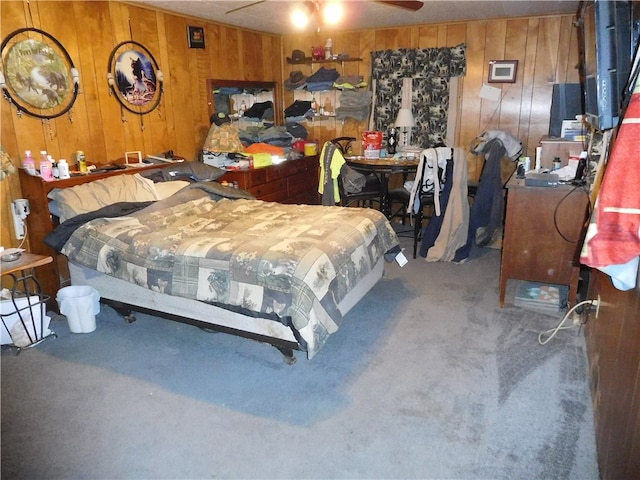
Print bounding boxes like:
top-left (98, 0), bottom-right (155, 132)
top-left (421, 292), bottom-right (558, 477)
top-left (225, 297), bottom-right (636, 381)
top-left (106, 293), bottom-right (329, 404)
top-left (305, 114), bottom-right (337, 121)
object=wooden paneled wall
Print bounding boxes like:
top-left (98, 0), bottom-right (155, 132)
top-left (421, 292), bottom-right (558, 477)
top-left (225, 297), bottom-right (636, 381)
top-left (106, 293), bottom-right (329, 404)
top-left (282, 13), bottom-right (581, 176)
top-left (585, 270), bottom-right (640, 479)
top-left (0, 0), bottom-right (281, 250)
top-left (0, 0), bottom-right (580, 251)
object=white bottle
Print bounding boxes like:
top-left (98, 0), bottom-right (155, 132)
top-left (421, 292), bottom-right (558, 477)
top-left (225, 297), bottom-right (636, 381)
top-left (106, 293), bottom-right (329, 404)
top-left (325, 38), bottom-right (333, 59)
top-left (57, 159), bottom-right (70, 179)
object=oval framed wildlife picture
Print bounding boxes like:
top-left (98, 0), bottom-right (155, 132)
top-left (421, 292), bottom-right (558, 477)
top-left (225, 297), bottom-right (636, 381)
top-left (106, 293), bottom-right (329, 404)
top-left (0, 27), bottom-right (79, 119)
top-left (107, 40), bottom-right (163, 115)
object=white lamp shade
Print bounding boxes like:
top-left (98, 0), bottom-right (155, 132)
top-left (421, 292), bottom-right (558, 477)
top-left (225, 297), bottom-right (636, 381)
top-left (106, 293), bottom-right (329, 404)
top-left (395, 108), bottom-right (415, 128)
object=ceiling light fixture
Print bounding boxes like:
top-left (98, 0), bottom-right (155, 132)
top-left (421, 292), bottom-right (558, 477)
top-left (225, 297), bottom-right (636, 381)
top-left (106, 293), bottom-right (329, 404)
top-left (291, 1), bottom-right (344, 32)
top-left (322, 2), bottom-right (343, 26)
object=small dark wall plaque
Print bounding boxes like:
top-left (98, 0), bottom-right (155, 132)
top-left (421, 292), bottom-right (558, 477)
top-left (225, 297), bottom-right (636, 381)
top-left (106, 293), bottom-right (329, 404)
top-left (188, 26), bottom-right (205, 49)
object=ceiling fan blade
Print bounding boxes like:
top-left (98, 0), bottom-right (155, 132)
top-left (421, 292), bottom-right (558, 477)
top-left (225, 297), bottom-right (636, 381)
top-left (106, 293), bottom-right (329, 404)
top-left (225, 1), bottom-right (267, 15)
top-left (377, 1), bottom-right (424, 11)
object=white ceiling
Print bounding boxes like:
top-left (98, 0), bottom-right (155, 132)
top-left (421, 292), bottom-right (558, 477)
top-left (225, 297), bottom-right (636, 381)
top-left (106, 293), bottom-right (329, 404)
top-left (134, 0), bottom-right (581, 35)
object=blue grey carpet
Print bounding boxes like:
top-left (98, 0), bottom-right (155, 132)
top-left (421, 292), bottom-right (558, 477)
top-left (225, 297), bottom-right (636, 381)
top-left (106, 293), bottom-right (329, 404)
top-left (1, 242), bottom-right (598, 479)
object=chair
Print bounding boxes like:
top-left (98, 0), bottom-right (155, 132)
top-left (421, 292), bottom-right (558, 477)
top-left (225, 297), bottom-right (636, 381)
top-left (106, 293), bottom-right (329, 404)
top-left (331, 137), bottom-right (383, 208)
top-left (388, 149), bottom-right (452, 259)
top-left (330, 136), bottom-right (356, 156)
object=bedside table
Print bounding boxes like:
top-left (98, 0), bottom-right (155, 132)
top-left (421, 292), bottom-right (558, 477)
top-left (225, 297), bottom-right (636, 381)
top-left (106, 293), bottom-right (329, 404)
top-left (499, 177), bottom-right (590, 307)
top-left (1, 252), bottom-right (57, 351)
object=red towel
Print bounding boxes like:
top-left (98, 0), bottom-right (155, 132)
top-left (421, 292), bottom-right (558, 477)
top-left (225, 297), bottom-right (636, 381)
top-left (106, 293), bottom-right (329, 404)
top-left (581, 75), bottom-right (640, 268)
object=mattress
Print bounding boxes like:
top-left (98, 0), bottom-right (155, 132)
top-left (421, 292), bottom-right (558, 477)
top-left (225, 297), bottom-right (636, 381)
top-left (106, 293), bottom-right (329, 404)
top-left (61, 183), bottom-right (399, 358)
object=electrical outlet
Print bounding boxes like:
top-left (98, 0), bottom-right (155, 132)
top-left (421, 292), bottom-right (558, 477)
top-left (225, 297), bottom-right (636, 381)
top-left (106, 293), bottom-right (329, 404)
top-left (11, 209), bottom-right (25, 240)
top-left (11, 199), bottom-right (30, 240)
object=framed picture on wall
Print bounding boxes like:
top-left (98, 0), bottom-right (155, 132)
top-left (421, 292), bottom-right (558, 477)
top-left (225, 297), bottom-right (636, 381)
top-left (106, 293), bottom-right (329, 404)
top-left (187, 26), bottom-right (205, 49)
top-left (107, 40), bottom-right (163, 115)
top-left (488, 60), bottom-right (518, 83)
top-left (0, 27), bottom-right (80, 119)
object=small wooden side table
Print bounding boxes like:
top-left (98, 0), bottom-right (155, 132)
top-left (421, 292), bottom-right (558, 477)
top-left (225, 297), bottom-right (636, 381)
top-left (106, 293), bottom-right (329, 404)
top-left (1, 252), bottom-right (57, 351)
top-left (499, 177), bottom-right (589, 307)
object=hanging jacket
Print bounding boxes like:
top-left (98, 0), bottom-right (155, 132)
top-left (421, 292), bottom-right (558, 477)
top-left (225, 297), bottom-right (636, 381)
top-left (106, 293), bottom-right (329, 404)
top-left (422, 147), bottom-right (470, 261)
top-left (454, 138), bottom-right (506, 262)
top-left (318, 142), bottom-right (345, 205)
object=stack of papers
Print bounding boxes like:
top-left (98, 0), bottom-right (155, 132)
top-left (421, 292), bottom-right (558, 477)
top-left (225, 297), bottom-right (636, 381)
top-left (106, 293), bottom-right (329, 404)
top-left (514, 281), bottom-right (568, 314)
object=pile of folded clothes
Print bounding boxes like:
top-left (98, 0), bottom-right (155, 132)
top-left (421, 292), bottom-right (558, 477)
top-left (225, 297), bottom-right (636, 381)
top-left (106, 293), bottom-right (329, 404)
top-left (284, 100), bottom-right (314, 122)
top-left (243, 101), bottom-right (274, 121)
top-left (305, 67), bottom-right (340, 92)
top-left (335, 90), bottom-right (372, 121)
top-left (238, 125), bottom-right (294, 149)
top-left (286, 122), bottom-right (308, 140)
top-left (333, 75), bottom-right (367, 90)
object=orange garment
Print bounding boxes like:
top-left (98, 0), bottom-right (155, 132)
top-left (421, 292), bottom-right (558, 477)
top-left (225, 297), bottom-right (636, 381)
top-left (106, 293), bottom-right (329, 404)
top-left (244, 143), bottom-right (285, 155)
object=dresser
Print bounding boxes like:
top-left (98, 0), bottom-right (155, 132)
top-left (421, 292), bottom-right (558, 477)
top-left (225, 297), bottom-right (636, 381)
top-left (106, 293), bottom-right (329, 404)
top-left (220, 155), bottom-right (320, 204)
top-left (499, 176), bottom-right (590, 307)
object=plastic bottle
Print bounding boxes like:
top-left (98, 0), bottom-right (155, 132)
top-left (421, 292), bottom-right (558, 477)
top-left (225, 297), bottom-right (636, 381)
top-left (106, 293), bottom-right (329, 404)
top-left (39, 157), bottom-right (53, 181)
top-left (22, 150), bottom-right (36, 174)
top-left (325, 38), bottom-right (333, 59)
top-left (77, 150), bottom-right (87, 173)
top-left (39, 150), bottom-right (48, 165)
top-left (57, 159), bottom-right (70, 179)
top-left (553, 156), bottom-right (561, 171)
top-left (50, 154), bottom-right (59, 179)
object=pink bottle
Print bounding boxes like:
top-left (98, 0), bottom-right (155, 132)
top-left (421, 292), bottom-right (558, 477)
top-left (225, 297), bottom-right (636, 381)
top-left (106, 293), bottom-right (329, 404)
top-left (39, 151), bottom-right (54, 181)
top-left (22, 150), bottom-right (36, 174)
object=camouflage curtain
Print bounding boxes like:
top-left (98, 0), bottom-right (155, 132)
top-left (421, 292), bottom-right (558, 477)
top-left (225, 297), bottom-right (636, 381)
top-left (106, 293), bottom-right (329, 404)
top-left (371, 44), bottom-right (466, 148)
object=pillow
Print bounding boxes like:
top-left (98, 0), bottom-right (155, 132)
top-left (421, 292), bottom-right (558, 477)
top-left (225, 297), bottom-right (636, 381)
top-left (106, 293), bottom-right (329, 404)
top-left (154, 180), bottom-right (190, 199)
top-left (142, 161), bottom-right (226, 183)
top-left (48, 173), bottom-right (160, 222)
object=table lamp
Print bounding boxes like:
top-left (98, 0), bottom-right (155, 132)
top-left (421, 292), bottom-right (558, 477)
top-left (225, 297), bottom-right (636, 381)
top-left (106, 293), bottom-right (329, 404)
top-left (395, 108), bottom-right (415, 149)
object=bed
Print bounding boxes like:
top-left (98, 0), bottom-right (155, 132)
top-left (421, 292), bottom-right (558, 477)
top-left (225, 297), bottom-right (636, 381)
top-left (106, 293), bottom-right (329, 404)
top-left (45, 163), bottom-right (400, 362)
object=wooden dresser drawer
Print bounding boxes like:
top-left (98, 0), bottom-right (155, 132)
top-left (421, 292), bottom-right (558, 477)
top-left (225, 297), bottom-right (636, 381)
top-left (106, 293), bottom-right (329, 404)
top-left (259, 190), bottom-right (289, 203)
top-left (218, 155), bottom-right (318, 203)
top-left (288, 175), bottom-right (317, 199)
top-left (248, 178), bottom-right (287, 199)
top-left (221, 168), bottom-right (267, 189)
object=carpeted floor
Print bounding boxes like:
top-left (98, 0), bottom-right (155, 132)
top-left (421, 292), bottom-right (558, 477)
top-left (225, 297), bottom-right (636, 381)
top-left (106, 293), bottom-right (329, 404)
top-left (1, 239), bottom-right (599, 479)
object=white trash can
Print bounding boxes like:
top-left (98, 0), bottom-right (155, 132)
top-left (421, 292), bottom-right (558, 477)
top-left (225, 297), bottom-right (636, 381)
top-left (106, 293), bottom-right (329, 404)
top-left (56, 286), bottom-right (101, 333)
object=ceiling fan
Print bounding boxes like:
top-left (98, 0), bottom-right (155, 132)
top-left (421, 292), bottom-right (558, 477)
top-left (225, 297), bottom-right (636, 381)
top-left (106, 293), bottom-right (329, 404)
top-left (225, 1), bottom-right (424, 17)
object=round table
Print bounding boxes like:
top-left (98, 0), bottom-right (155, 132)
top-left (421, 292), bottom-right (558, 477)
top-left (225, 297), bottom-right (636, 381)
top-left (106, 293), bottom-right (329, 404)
top-left (345, 156), bottom-right (419, 218)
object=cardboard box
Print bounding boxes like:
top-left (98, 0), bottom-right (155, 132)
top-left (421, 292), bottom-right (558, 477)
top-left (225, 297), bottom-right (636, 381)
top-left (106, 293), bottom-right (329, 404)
top-left (539, 136), bottom-right (584, 170)
top-left (202, 151), bottom-right (233, 168)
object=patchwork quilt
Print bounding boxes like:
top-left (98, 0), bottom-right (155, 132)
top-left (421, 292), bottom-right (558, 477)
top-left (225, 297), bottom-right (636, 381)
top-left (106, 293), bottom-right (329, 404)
top-left (61, 185), bottom-right (399, 358)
